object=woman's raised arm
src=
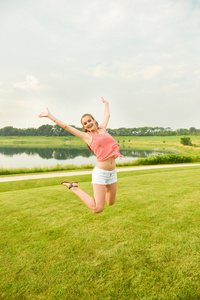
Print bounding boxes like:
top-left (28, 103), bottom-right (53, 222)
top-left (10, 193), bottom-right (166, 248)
top-left (38, 108), bottom-right (91, 144)
top-left (100, 97), bottom-right (110, 128)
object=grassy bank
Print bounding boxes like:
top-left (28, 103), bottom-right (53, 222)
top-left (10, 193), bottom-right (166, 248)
top-left (0, 136), bottom-right (200, 176)
top-left (0, 136), bottom-right (86, 148)
top-left (1, 135), bottom-right (200, 148)
top-left (1, 135), bottom-right (200, 155)
top-left (0, 166), bottom-right (200, 299)
top-left (116, 135), bottom-right (200, 156)
top-left (0, 154), bottom-right (199, 176)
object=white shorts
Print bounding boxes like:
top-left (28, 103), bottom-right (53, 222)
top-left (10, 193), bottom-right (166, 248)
top-left (92, 167), bottom-right (117, 185)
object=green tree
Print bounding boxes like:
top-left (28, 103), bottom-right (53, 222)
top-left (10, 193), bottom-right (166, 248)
top-left (189, 127), bottom-right (197, 135)
top-left (0, 126), bottom-right (18, 136)
top-left (177, 128), bottom-right (190, 135)
top-left (37, 125), bottom-right (53, 136)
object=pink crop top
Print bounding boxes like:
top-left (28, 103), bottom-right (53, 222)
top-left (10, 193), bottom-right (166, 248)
top-left (87, 127), bottom-right (123, 162)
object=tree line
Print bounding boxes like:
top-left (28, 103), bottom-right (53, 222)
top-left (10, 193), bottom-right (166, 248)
top-left (0, 125), bottom-right (199, 136)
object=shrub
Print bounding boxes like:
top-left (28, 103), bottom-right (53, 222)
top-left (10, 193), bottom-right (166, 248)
top-left (180, 137), bottom-right (192, 146)
top-left (136, 154), bottom-right (193, 165)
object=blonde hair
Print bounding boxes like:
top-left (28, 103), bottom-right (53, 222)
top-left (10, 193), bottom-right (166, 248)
top-left (81, 113), bottom-right (99, 151)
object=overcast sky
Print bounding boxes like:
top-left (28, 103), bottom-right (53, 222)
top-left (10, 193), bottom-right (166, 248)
top-left (0, 0), bottom-right (200, 130)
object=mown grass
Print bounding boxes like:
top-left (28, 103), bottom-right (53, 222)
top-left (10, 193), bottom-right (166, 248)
top-left (0, 166), bottom-right (200, 299)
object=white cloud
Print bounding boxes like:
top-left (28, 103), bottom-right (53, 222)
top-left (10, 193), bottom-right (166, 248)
top-left (143, 66), bottom-right (162, 80)
top-left (0, 87), bottom-right (7, 93)
top-left (195, 69), bottom-right (200, 79)
top-left (16, 99), bottom-right (36, 108)
top-left (93, 65), bottom-right (108, 78)
top-left (0, 81), bottom-right (10, 93)
top-left (92, 64), bottom-right (117, 78)
top-left (14, 75), bottom-right (40, 91)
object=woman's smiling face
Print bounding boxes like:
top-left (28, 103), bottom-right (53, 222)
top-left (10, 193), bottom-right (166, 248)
top-left (81, 115), bottom-right (97, 132)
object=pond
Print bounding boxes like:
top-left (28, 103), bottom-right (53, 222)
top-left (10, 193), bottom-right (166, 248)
top-left (0, 146), bottom-right (179, 169)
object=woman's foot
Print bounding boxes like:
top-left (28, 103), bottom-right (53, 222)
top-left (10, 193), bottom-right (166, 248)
top-left (61, 181), bottom-right (78, 189)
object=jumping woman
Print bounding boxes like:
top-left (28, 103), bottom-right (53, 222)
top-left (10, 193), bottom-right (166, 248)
top-left (38, 98), bottom-right (123, 213)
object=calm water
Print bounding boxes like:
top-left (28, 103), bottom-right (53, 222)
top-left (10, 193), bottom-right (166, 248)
top-left (0, 147), bottom-right (178, 169)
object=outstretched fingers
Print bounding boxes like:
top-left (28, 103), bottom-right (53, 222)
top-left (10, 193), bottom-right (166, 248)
top-left (38, 107), bottom-right (50, 118)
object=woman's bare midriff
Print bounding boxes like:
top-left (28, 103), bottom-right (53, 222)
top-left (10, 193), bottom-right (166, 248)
top-left (96, 156), bottom-right (116, 171)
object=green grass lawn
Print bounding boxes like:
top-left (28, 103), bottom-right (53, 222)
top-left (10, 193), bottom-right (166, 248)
top-left (0, 166), bottom-right (200, 299)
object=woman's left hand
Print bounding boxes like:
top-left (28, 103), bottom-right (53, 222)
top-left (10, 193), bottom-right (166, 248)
top-left (101, 97), bottom-right (108, 104)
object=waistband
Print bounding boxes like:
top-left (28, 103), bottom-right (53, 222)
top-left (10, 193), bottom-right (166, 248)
top-left (94, 166), bottom-right (117, 173)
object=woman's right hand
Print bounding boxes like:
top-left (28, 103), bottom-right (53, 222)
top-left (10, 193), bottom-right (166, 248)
top-left (38, 108), bottom-right (50, 118)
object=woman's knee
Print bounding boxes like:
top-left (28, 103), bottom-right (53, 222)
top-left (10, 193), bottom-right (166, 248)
top-left (106, 196), bottom-right (116, 206)
top-left (107, 201), bottom-right (115, 206)
top-left (92, 205), bottom-right (104, 213)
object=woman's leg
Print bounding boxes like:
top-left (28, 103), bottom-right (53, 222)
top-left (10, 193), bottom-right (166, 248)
top-left (105, 182), bottom-right (117, 205)
top-left (62, 182), bottom-right (106, 213)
